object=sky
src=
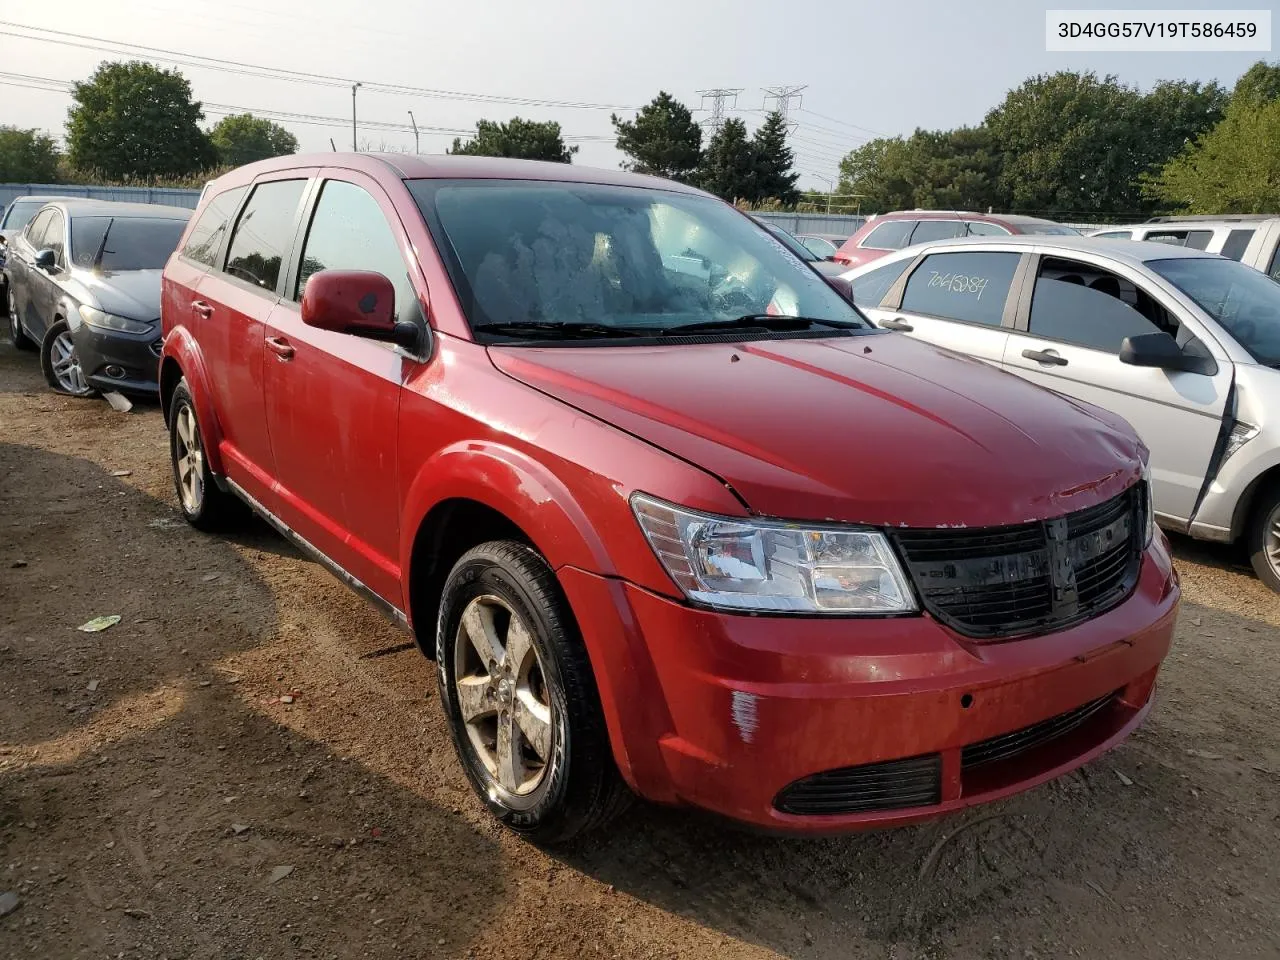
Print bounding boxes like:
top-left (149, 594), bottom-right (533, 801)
top-left (1, 0), bottom-right (1275, 188)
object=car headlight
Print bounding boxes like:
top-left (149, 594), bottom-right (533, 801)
top-left (78, 305), bottom-right (153, 334)
top-left (631, 493), bottom-right (917, 614)
top-left (1141, 461), bottom-right (1155, 546)
top-left (1222, 420), bottom-right (1259, 465)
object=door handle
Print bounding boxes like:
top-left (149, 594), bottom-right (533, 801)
top-left (1022, 348), bottom-right (1068, 366)
top-left (266, 336), bottom-right (295, 361)
top-left (880, 317), bottom-right (914, 332)
top-left (191, 300), bottom-right (213, 319)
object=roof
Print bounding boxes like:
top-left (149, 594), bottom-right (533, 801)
top-left (851, 234), bottom-right (1219, 268)
top-left (1145, 213), bottom-right (1277, 224)
top-left (4, 195), bottom-right (83, 206)
top-left (867, 209), bottom-right (1065, 227)
top-left (48, 200), bottom-right (192, 219)
top-left (205, 151), bottom-right (705, 197)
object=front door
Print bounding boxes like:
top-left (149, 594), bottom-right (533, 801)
top-left (1002, 254), bottom-right (1230, 525)
top-left (262, 173), bottom-right (424, 608)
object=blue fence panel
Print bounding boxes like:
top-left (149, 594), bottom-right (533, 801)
top-left (750, 212), bottom-right (867, 239)
top-left (0, 183), bottom-right (202, 211)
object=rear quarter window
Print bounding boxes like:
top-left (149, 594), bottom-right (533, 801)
top-left (182, 186), bottom-right (248, 267)
top-left (900, 251), bottom-right (1020, 326)
top-left (1220, 229), bottom-right (1255, 261)
top-left (850, 258), bottom-right (912, 307)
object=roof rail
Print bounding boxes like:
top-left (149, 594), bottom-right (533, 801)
top-left (1145, 213), bottom-right (1275, 223)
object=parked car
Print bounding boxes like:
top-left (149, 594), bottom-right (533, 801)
top-left (751, 217), bottom-right (846, 276)
top-left (0, 195), bottom-right (80, 317)
top-left (833, 211), bottom-right (1079, 269)
top-left (160, 154), bottom-right (1176, 842)
top-left (843, 234), bottom-right (1280, 591)
top-left (795, 234), bottom-right (841, 259)
top-left (6, 200), bottom-right (191, 396)
top-left (1091, 215), bottom-right (1280, 282)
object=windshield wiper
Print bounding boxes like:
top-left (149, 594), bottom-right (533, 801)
top-left (91, 217), bottom-right (114, 272)
top-left (473, 320), bottom-right (654, 340)
top-left (661, 314), bottom-right (861, 335)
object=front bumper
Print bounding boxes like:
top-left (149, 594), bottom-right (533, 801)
top-left (560, 534), bottom-right (1179, 833)
top-left (72, 321), bottom-right (162, 395)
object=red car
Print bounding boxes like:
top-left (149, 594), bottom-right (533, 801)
top-left (833, 210), bottom-right (1079, 269)
top-left (159, 155), bottom-right (1177, 842)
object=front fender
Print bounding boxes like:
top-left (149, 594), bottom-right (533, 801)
top-left (160, 325), bottom-right (226, 476)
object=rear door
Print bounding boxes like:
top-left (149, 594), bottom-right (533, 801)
top-left (8, 209), bottom-right (52, 329)
top-left (263, 171), bottom-right (425, 605)
top-left (1002, 253), bottom-right (1231, 525)
top-left (196, 174), bottom-right (312, 508)
top-left (27, 209), bottom-right (66, 340)
top-left (862, 248), bottom-right (1025, 367)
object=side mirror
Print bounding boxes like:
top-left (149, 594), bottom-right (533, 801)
top-left (1119, 332), bottom-right (1194, 372)
top-left (825, 275), bottom-right (855, 304)
top-left (34, 248), bottom-right (57, 272)
top-left (300, 269), bottom-right (420, 351)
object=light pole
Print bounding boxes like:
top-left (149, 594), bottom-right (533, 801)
top-left (351, 82), bottom-right (362, 151)
top-left (811, 174), bottom-right (835, 214)
top-left (408, 110), bottom-right (419, 154)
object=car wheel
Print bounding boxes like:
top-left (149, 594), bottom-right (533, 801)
top-left (1247, 484), bottom-right (1280, 594)
top-left (437, 541), bottom-right (629, 844)
top-left (169, 377), bottom-right (243, 531)
top-left (7, 288), bottom-right (35, 351)
top-left (40, 320), bottom-right (96, 396)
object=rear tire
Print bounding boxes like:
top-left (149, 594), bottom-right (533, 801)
top-left (1247, 485), bottom-right (1280, 594)
top-left (436, 541), bottom-right (629, 844)
top-left (169, 378), bottom-right (243, 531)
top-left (7, 288), bottom-right (35, 351)
top-left (40, 320), bottom-right (96, 396)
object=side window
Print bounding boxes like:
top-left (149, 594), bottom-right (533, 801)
top-left (966, 221), bottom-right (1012, 237)
top-left (1028, 257), bottom-right (1174, 353)
top-left (1185, 230), bottom-right (1213, 250)
top-left (24, 210), bottom-right (52, 246)
top-left (850, 258), bottom-right (912, 307)
top-left (1269, 242), bottom-right (1280, 283)
top-left (900, 251), bottom-right (1020, 327)
top-left (1146, 229), bottom-right (1211, 249)
top-left (1220, 229), bottom-right (1254, 261)
top-left (44, 212), bottom-right (65, 263)
top-left (1093, 230), bottom-right (1132, 240)
top-left (182, 186), bottom-right (248, 267)
top-left (294, 180), bottom-right (420, 323)
top-left (861, 219), bottom-right (916, 251)
top-left (224, 179), bottom-right (307, 292)
top-left (908, 220), bottom-right (963, 245)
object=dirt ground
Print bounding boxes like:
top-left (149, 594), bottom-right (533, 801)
top-left (1, 338), bottom-right (1278, 960)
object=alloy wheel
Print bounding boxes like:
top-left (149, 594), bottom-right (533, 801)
top-left (453, 594), bottom-right (555, 802)
top-left (174, 404), bottom-right (205, 514)
top-left (1267, 506), bottom-right (1280, 580)
top-left (49, 331), bottom-right (93, 395)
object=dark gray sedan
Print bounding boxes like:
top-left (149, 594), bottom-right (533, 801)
top-left (6, 200), bottom-right (190, 396)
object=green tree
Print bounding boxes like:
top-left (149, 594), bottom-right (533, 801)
top-left (0, 126), bottom-right (61, 182)
top-left (750, 111), bottom-right (799, 205)
top-left (836, 127), bottom-right (1006, 213)
top-left (1231, 60), bottom-right (1280, 106)
top-left (836, 137), bottom-right (916, 212)
top-left (696, 118), bottom-right (757, 202)
top-left (209, 113), bottom-right (299, 166)
top-left (449, 117), bottom-right (576, 163)
top-left (1130, 79), bottom-right (1228, 184)
top-left (1144, 96), bottom-right (1280, 213)
top-left (611, 92), bottom-right (703, 183)
top-left (66, 61), bottom-right (216, 179)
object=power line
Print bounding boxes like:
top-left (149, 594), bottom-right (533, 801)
top-left (796, 108), bottom-right (884, 138)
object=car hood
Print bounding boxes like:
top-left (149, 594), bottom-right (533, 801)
top-left (66, 268), bottom-right (163, 322)
top-left (489, 333), bottom-right (1144, 527)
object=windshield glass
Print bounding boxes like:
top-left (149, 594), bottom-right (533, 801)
top-left (1020, 223), bottom-right (1080, 236)
top-left (757, 220), bottom-right (817, 261)
top-left (1149, 256), bottom-right (1280, 366)
top-left (408, 179), bottom-right (864, 341)
top-left (70, 216), bottom-right (188, 272)
top-left (2, 200), bottom-right (48, 231)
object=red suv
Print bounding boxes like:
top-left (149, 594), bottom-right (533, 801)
top-left (159, 155), bottom-right (1177, 842)
top-left (833, 211), bottom-right (1079, 269)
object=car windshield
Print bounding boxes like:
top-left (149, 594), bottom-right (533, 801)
top-left (1, 200), bottom-right (48, 231)
top-left (1020, 223), bottom-right (1080, 236)
top-left (70, 216), bottom-right (188, 272)
top-left (1149, 256), bottom-right (1280, 366)
top-left (757, 221), bottom-right (817, 261)
top-left (409, 179), bottom-right (865, 341)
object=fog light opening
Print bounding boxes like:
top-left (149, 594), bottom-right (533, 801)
top-left (104, 365), bottom-right (126, 379)
top-left (960, 693), bottom-right (974, 710)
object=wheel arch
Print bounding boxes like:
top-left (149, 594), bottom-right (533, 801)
top-left (1233, 463), bottom-right (1280, 540)
top-left (158, 327), bottom-right (226, 476)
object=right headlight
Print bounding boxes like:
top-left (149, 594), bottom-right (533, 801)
top-left (630, 493), bottom-right (917, 615)
top-left (78, 305), bottom-right (153, 334)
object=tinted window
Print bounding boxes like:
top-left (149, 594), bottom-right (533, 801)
top-left (861, 219), bottom-right (916, 250)
top-left (908, 220), bottom-right (964, 244)
top-left (1221, 229), bottom-right (1255, 261)
top-left (408, 178), bottom-right (866, 339)
top-left (1093, 231), bottom-right (1132, 240)
top-left (900, 251), bottom-right (1019, 326)
top-left (43, 212), bottom-right (65, 262)
top-left (1029, 259), bottom-right (1164, 352)
top-left (1146, 229), bottom-right (1212, 249)
top-left (295, 180), bottom-right (419, 323)
top-left (71, 217), bottom-right (188, 271)
top-left (2, 200), bottom-right (48, 231)
top-left (224, 180), bottom-right (306, 292)
top-left (182, 186), bottom-right (247, 267)
top-left (967, 221), bottom-right (1012, 237)
top-left (1149, 257), bottom-right (1280, 366)
top-left (851, 258), bottom-right (912, 307)
top-left (24, 210), bottom-right (53, 245)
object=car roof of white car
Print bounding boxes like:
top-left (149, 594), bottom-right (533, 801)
top-left (850, 235), bottom-right (1220, 272)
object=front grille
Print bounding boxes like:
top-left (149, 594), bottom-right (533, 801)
top-left (149, 337), bottom-right (163, 358)
top-left (962, 693), bottom-right (1116, 768)
top-left (891, 486), bottom-right (1143, 639)
top-left (774, 754), bottom-right (941, 815)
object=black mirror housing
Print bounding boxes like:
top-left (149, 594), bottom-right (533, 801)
top-left (1119, 331), bottom-right (1195, 372)
top-left (33, 248), bottom-right (57, 271)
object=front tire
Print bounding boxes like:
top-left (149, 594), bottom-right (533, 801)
top-left (168, 378), bottom-right (242, 531)
top-left (1247, 485), bottom-right (1280, 594)
top-left (437, 541), bottom-right (629, 844)
top-left (7, 287), bottom-right (35, 351)
top-left (40, 320), bottom-right (96, 396)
